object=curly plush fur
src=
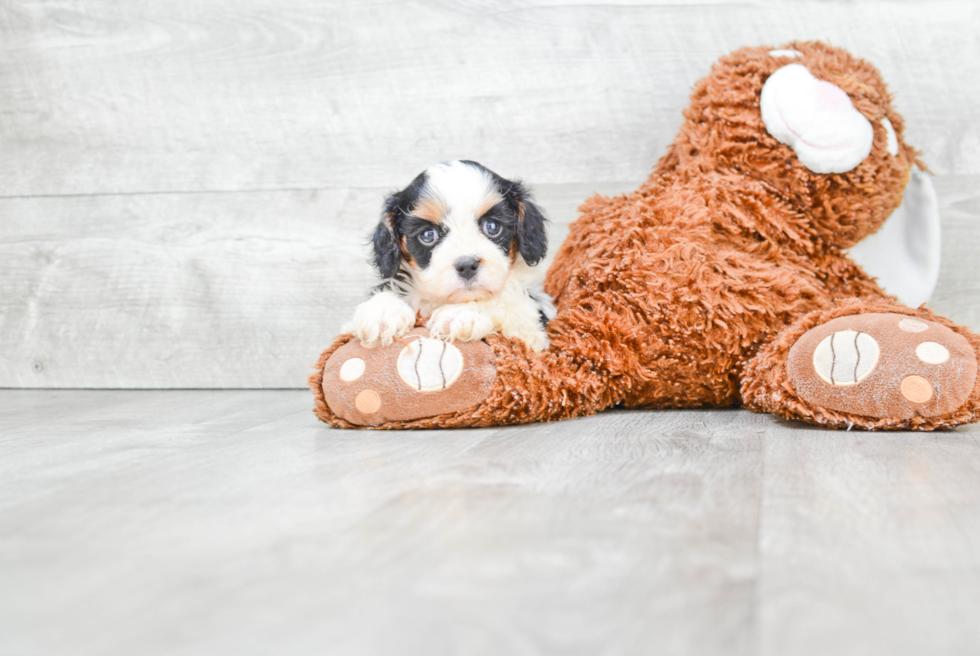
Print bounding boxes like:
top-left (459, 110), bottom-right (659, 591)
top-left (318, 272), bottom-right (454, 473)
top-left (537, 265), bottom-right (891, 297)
top-left (312, 42), bottom-right (980, 431)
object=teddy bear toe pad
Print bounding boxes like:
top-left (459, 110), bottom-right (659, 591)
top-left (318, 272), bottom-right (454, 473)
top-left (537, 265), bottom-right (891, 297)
top-left (787, 313), bottom-right (977, 420)
top-left (321, 329), bottom-right (496, 426)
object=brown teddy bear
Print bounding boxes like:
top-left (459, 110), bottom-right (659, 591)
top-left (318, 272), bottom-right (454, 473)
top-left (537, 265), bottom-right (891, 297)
top-left (311, 41), bottom-right (980, 431)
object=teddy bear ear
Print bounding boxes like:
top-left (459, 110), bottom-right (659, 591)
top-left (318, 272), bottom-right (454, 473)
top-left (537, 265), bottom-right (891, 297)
top-left (760, 63), bottom-right (874, 174)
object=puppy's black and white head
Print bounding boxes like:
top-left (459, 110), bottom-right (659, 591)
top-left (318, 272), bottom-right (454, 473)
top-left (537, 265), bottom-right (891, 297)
top-left (372, 160), bottom-right (548, 305)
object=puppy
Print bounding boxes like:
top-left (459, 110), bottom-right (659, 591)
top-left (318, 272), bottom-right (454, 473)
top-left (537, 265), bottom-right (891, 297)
top-left (348, 160), bottom-right (555, 352)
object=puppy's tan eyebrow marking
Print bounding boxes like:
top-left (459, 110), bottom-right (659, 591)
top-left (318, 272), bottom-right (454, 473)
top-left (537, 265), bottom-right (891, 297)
top-left (475, 190), bottom-right (504, 218)
top-left (410, 196), bottom-right (448, 224)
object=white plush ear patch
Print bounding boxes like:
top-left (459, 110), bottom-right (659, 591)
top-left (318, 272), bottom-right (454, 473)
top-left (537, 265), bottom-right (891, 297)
top-left (760, 64), bottom-right (874, 174)
top-left (847, 169), bottom-right (942, 307)
top-left (881, 117), bottom-right (899, 156)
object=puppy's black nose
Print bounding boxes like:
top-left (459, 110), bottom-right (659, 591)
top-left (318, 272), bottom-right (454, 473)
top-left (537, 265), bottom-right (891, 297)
top-left (454, 257), bottom-right (481, 280)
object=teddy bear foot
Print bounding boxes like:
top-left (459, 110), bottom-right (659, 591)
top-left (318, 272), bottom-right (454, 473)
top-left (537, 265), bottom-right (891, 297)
top-left (786, 313), bottom-right (978, 424)
top-left (318, 328), bottom-right (497, 427)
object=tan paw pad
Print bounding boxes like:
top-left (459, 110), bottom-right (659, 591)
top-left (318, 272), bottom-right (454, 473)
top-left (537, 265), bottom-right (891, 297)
top-left (900, 376), bottom-right (933, 404)
top-left (354, 389), bottom-right (381, 414)
top-left (320, 328), bottom-right (497, 426)
top-left (788, 313), bottom-right (977, 420)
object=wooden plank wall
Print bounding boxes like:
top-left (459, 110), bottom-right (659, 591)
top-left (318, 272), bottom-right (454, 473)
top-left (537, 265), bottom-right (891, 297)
top-left (1, 0), bottom-right (977, 388)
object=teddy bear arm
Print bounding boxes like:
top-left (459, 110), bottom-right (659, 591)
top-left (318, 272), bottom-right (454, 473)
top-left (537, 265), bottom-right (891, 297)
top-left (311, 293), bottom-right (646, 428)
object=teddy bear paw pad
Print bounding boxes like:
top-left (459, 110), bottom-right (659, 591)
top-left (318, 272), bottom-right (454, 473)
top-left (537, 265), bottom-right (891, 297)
top-left (321, 328), bottom-right (497, 426)
top-left (396, 337), bottom-right (463, 391)
top-left (787, 313), bottom-right (977, 419)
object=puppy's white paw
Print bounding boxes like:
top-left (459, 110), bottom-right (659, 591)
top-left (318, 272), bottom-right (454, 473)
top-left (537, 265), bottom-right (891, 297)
top-left (348, 292), bottom-right (416, 346)
top-left (512, 327), bottom-right (549, 353)
top-left (428, 305), bottom-right (496, 342)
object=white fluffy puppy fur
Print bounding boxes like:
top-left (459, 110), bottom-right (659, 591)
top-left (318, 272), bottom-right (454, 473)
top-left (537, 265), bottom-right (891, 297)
top-left (347, 160), bottom-right (555, 352)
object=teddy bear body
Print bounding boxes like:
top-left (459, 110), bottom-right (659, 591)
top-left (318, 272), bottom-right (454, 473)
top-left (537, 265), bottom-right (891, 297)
top-left (544, 165), bottom-right (890, 412)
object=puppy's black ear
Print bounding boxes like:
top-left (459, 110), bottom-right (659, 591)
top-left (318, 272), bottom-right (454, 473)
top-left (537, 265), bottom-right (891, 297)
top-left (372, 196), bottom-right (402, 280)
top-left (511, 183), bottom-right (548, 266)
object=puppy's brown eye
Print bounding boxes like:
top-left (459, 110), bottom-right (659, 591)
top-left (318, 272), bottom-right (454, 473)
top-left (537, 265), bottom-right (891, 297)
top-left (482, 219), bottom-right (501, 237)
top-left (419, 228), bottom-right (439, 245)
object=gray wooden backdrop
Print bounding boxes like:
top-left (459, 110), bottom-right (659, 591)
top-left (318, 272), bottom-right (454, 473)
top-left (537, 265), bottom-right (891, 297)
top-left (1, 0), bottom-right (978, 389)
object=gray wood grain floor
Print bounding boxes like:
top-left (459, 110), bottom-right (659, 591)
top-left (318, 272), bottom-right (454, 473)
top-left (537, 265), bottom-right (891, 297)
top-left (3, 390), bottom-right (980, 656)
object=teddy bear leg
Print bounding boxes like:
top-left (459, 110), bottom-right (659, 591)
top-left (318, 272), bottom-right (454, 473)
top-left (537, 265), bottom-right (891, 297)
top-left (741, 301), bottom-right (980, 430)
